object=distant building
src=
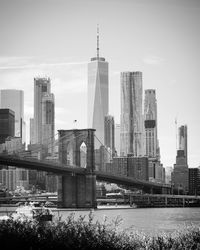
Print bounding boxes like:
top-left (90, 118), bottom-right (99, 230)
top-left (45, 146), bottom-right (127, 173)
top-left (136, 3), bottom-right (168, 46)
top-left (120, 71), bottom-right (144, 157)
top-left (88, 27), bottom-right (109, 147)
top-left (0, 90), bottom-right (26, 143)
top-left (106, 156), bottom-right (149, 181)
top-left (127, 156), bottom-right (149, 181)
top-left (178, 125), bottom-right (187, 164)
top-left (165, 166), bottom-right (173, 184)
top-left (104, 115), bottom-right (115, 157)
top-left (113, 157), bottom-right (128, 176)
top-left (95, 146), bottom-right (111, 172)
top-left (31, 77), bottom-right (55, 156)
top-left (144, 89), bottom-right (159, 159)
top-left (0, 136), bottom-right (27, 190)
top-left (0, 168), bottom-right (17, 191)
top-left (115, 124), bottom-right (120, 156)
top-left (0, 109), bottom-right (15, 144)
top-left (189, 168), bottom-right (200, 195)
top-left (29, 118), bottom-right (34, 145)
top-left (172, 150), bottom-right (188, 194)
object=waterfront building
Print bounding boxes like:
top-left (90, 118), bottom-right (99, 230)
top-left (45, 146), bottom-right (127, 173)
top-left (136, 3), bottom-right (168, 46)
top-left (104, 115), bottom-right (115, 157)
top-left (0, 90), bottom-right (26, 143)
top-left (0, 109), bottom-right (15, 144)
top-left (120, 71), bottom-right (144, 157)
top-left (32, 77), bottom-right (55, 156)
top-left (144, 89), bottom-right (159, 158)
top-left (88, 27), bottom-right (109, 147)
top-left (178, 125), bottom-right (187, 164)
top-left (189, 168), bottom-right (200, 195)
top-left (172, 150), bottom-right (188, 194)
top-left (115, 124), bottom-right (120, 156)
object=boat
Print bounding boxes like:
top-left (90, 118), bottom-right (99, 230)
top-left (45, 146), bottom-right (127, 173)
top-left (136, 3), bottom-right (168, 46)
top-left (11, 202), bottom-right (53, 222)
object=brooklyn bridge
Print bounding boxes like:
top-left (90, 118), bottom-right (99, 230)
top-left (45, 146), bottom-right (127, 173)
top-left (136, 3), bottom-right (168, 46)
top-left (0, 129), bottom-right (172, 208)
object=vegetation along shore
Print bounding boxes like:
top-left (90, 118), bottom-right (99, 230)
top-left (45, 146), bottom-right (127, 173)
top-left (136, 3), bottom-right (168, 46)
top-left (0, 212), bottom-right (200, 249)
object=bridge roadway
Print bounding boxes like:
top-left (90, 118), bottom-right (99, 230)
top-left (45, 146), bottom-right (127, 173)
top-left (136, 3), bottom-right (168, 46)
top-left (0, 155), bottom-right (171, 191)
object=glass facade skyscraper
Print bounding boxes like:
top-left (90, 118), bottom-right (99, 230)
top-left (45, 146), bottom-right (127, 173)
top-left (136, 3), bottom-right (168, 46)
top-left (120, 71), bottom-right (144, 157)
top-left (32, 77), bottom-right (55, 156)
top-left (144, 89), bottom-right (159, 158)
top-left (104, 115), bottom-right (115, 156)
top-left (0, 89), bottom-right (25, 143)
top-left (87, 28), bottom-right (108, 147)
top-left (178, 125), bottom-right (187, 164)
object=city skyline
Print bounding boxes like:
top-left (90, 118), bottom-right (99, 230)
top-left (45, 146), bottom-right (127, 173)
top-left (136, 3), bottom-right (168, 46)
top-left (0, 0), bottom-right (199, 168)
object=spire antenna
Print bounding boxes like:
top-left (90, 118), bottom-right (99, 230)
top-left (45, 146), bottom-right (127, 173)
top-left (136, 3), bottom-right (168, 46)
top-left (97, 24), bottom-right (99, 58)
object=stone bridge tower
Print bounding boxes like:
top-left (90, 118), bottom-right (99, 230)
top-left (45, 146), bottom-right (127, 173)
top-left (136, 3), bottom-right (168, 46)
top-left (57, 129), bottom-right (97, 208)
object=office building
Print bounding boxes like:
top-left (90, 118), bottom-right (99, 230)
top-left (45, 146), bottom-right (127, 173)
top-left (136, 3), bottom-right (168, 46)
top-left (32, 77), bottom-right (55, 156)
top-left (107, 156), bottom-right (148, 181)
top-left (165, 166), bottom-right (173, 184)
top-left (104, 115), bottom-right (115, 156)
top-left (178, 125), bottom-right (187, 164)
top-left (189, 168), bottom-right (200, 195)
top-left (120, 71), bottom-right (144, 157)
top-left (172, 150), bottom-right (188, 194)
top-left (0, 90), bottom-right (25, 143)
top-left (88, 27), bottom-right (109, 147)
top-left (0, 109), bottom-right (15, 143)
top-left (144, 89), bottom-right (159, 158)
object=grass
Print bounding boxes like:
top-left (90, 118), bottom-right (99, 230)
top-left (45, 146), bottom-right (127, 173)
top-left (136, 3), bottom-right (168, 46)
top-left (0, 212), bottom-right (200, 249)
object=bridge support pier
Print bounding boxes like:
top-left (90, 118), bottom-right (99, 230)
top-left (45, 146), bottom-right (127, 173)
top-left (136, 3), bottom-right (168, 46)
top-left (58, 129), bottom-right (97, 208)
top-left (58, 173), bottom-right (97, 208)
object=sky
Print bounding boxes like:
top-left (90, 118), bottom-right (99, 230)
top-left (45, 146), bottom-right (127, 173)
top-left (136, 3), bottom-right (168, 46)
top-left (0, 0), bottom-right (199, 168)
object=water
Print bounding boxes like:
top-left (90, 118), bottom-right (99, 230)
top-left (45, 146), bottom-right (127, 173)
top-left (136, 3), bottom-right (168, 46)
top-left (53, 207), bottom-right (200, 236)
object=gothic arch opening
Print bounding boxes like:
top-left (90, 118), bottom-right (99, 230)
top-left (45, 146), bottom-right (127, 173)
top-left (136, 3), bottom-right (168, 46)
top-left (80, 141), bottom-right (87, 168)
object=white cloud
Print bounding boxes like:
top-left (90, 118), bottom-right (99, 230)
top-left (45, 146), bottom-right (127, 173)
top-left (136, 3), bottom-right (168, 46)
top-left (143, 55), bottom-right (164, 65)
top-left (0, 56), bottom-right (87, 70)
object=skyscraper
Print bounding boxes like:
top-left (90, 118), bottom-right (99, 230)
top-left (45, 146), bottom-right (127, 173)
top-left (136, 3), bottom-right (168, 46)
top-left (120, 71), bottom-right (144, 157)
top-left (144, 89), bottom-right (159, 158)
top-left (104, 115), bottom-right (115, 156)
top-left (172, 149), bottom-right (188, 194)
top-left (88, 27), bottom-right (108, 147)
top-left (0, 89), bottom-right (26, 143)
top-left (32, 77), bottom-right (55, 156)
top-left (178, 125), bottom-right (187, 164)
top-left (0, 109), bottom-right (15, 143)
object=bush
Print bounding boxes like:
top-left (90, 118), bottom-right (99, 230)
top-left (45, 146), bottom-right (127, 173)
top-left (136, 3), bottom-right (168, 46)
top-left (0, 212), bottom-right (200, 249)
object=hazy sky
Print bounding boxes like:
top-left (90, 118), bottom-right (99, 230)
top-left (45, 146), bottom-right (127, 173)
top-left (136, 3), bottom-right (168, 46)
top-left (0, 0), bottom-right (199, 168)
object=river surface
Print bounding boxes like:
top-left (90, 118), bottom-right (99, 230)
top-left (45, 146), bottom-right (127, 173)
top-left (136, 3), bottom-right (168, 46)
top-left (53, 206), bottom-right (200, 236)
top-left (1, 206), bottom-right (200, 236)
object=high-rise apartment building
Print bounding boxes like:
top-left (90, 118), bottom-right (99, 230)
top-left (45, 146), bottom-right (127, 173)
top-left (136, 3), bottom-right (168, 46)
top-left (144, 89), bottom-right (159, 158)
top-left (88, 27), bottom-right (108, 147)
top-left (32, 77), bottom-right (55, 156)
top-left (178, 125), bottom-right (187, 164)
top-left (0, 89), bottom-right (26, 143)
top-left (104, 115), bottom-right (115, 156)
top-left (120, 71), bottom-right (144, 157)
